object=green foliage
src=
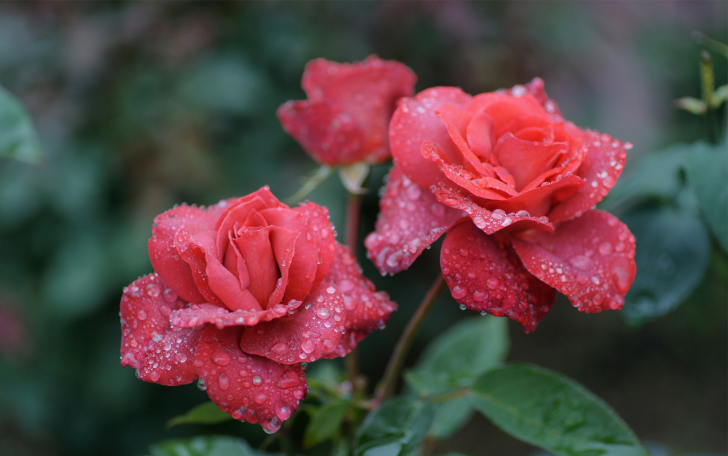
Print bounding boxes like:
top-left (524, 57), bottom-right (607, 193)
top-left (621, 206), bottom-right (711, 323)
top-left (406, 316), bottom-right (509, 439)
top-left (0, 85), bottom-right (42, 164)
top-left (148, 436), bottom-right (262, 456)
top-left (166, 402), bottom-right (234, 429)
top-left (406, 316), bottom-right (509, 395)
top-left (469, 364), bottom-right (649, 456)
top-left (684, 140), bottom-right (728, 251)
top-left (354, 397), bottom-right (435, 456)
top-left (303, 400), bottom-right (350, 448)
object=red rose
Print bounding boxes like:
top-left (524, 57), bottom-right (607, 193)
top-left (121, 188), bottom-right (395, 432)
top-left (365, 79), bottom-right (635, 332)
top-left (277, 55), bottom-right (416, 166)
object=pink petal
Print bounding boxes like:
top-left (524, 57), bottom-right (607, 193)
top-left (364, 165), bottom-right (466, 275)
top-left (485, 174), bottom-right (584, 217)
top-left (421, 141), bottom-right (516, 200)
top-left (260, 203), bottom-right (336, 302)
top-left (149, 201), bottom-right (232, 303)
top-left (267, 226), bottom-right (299, 308)
top-left (276, 99), bottom-right (366, 166)
top-left (120, 274), bottom-right (202, 385)
top-left (430, 184), bottom-right (554, 235)
top-left (194, 326), bottom-right (307, 433)
top-left (239, 282), bottom-right (345, 364)
top-left (323, 244), bottom-right (397, 357)
top-left (436, 104), bottom-right (495, 178)
top-left (512, 210), bottom-right (636, 313)
top-left (169, 300), bottom-right (304, 330)
top-left (547, 131), bottom-right (628, 223)
top-left (390, 87), bottom-right (472, 189)
top-left (233, 226), bottom-right (279, 308)
top-left (441, 223), bottom-right (556, 333)
top-left (503, 78), bottom-right (566, 122)
top-left (492, 133), bottom-right (567, 192)
top-left (216, 193), bottom-right (282, 261)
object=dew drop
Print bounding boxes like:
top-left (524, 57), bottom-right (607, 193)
top-left (137, 310), bottom-right (147, 321)
top-left (598, 242), bottom-right (613, 256)
top-left (271, 343), bottom-right (289, 355)
top-left (252, 375), bottom-right (262, 386)
top-left (451, 285), bottom-right (467, 299)
top-left (301, 340), bottom-right (315, 354)
top-left (486, 277), bottom-right (499, 290)
top-left (211, 351), bottom-right (231, 366)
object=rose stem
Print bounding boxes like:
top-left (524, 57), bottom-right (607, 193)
top-left (344, 191), bottom-right (363, 388)
top-left (375, 275), bottom-right (447, 403)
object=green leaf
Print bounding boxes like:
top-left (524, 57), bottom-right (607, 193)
top-left (148, 436), bottom-right (261, 456)
top-left (621, 206), bottom-right (711, 323)
top-left (406, 316), bottom-right (509, 395)
top-left (355, 397), bottom-right (435, 456)
top-left (675, 97), bottom-right (706, 115)
top-left (428, 396), bottom-right (473, 440)
top-left (684, 141), bottom-right (728, 251)
top-left (165, 402), bottom-right (234, 429)
top-left (469, 364), bottom-right (649, 456)
top-left (304, 400), bottom-right (350, 448)
top-left (406, 317), bottom-right (508, 440)
top-left (0, 85), bottom-right (43, 164)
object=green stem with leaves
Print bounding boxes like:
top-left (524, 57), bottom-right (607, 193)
top-left (375, 275), bottom-right (447, 403)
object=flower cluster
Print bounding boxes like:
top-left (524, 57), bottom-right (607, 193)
top-left (120, 188), bottom-right (395, 432)
top-left (365, 78), bottom-right (635, 332)
top-left (121, 55), bottom-right (636, 433)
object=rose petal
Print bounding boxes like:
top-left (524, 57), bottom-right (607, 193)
top-left (195, 326), bottom-right (307, 433)
top-left (277, 99), bottom-right (365, 166)
top-left (233, 226), bottom-right (279, 308)
top-left (430, 184), bottom-right (554, 235)
top-left (170, 300), bottom-right (304, 329)
top-left (547, 131), bottom-right (628, 223)
top-left (216, 194), bottom-right (281, 260)
top-left (492, 133), bottom-right (567, 192)
top-left (512, 210), bottom-right (636, 313)
top-left (300, 56), bottom-right (416, 164)
top-left (267, 226), bottom-right (299, 308)
top-left (149, 201), bottom-right (232, 303)
top-left (486, 174), bottom-right (584, 217)
top-left (260, 203), bottom-right (336, 302)
top-left (421, 141), bottom-right (515, 200)
top-left (239, 282), bottom-right (344, 364)
top-left (503, 78), bottom-right (566, 122)
top-left (120, 274), bottom-right (202, 385)
top-left (364, 165), bottom-right (466, 275)
top-left (390, 87), bottom-right (472, 189)
top-left (323, 244), bottom-right (397, 357)
top-left (436, 104), bottom-right (495, 178)
top-left (441, 223), bottom-right (556, 333)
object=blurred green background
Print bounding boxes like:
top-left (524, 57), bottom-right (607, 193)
top-left (0, 2), bottom-right (725, 455)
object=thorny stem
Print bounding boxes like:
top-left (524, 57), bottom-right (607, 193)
top-left (375, 275), bottom-right (447, 404)
top-left (344, 192), bottom-right (364, 388)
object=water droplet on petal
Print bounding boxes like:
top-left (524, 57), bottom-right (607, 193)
top-left (211, 351), bottom-right (231, 366)
top-left (451, 285), bottom-right (467, 299)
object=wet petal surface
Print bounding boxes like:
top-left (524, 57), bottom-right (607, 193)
top-left (441, 223), bottom-right (556, 332)
top-left (195, 326), bottom-right (307, 434)
top-left (120, 274), bottom-right (202, 385)
top-left (547, 131), bottom-right (628, 223)
top-left (149, 200), bottom-right (232, 303)
top-left (390, 87), bottom-right (472, 189)
top-left (430, 184), bottom-right (554, 235)
top-left (239, 282), bottom-right (345, 364)
top-left (169, 300), bottom-right (303, 330)
top-left (323, 244), bottom-right (397, 357)
top-left (512, 210), bottom-right (636, 313)
top-left (364, 166), bottom-right (465, 275)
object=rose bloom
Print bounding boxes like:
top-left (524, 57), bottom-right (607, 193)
top-left (277, 55), bottom-right (416, 166)
top-left (120, 188), bottom-right (395, 432)
top-left (365, 79), bottom-right (635, 332)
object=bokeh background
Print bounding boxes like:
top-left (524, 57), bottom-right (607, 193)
top-left (0, 1), bottom-right (726, 455)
